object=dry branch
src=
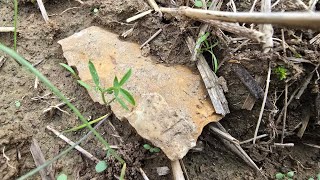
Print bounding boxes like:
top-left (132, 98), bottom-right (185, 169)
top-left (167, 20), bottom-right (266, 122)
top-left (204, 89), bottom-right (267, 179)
top-left (159, 7), bottom-right (320, 29)
top-left (140, 29), bottom-right (162, 49)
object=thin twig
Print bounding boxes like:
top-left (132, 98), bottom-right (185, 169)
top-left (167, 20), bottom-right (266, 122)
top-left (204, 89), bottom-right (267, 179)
top-left (2, 146), bottom-right (16, 170)
top-left (240, 134), bottom-right (268, 145)
top-left (281, 29), bottom-right (286, 57)
top-left (281, 83), bottom-right (288, 144)
top-left (303, 143), bottom-right (320, 149)
top-left (46, 126), bottom-right (100, 163)
top-left (179, 159), bottom-right (190, 180)
top-left (147, 0), bottom-right (162, 16)
top-left (49, 7), bottom-right (81, 17)
top-left (250, 0), bottom-right (260, 12)
top-left (140, 29), bottom-right (162, 49)
top-left (296, 64), bottom-right (319, 99)
top-left (37, 0), bottom-right (49, 23)
top-left (139, 168), bottom-right (150, 180)
top-left (260, 0), bottom-right (274, 53)
top-left (43, 101), bottom-right (72, 115)
top-left (273, 143), bottom-right (294, 147)
top-left (253, 63), bottom-right (271, 144)
top-left (209, 125), bottom-right (240, 145)
top-left (126, 10), bottom-right (153, 23)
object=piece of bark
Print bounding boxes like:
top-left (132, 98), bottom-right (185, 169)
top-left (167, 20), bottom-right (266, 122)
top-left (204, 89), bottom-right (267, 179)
top-left (242, 76), bottom-right (264, 110)
top-left (30, 139), bottom-right (54, 180)
top-left (231, 64), bottom-right (273, 109)
top-left (186, 36), bottom-right (230, 115)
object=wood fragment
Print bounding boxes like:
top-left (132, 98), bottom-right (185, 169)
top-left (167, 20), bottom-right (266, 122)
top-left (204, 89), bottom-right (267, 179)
top-left (30, 139), bottom-right (54, 180)
top-left (309, 0), bottom-right (319, 11)
top-left (171, 160), bottom-right (185, 180)
top-left (242, 76), bottom-right (264, 110)
top-left (186, 36), bottom-right (230, 115)
top-left (126, 10), bottom-right (153, 23)
top-left (140, 29), bottom-right (162, 49)
top-left (297, 107), bottom-right (311, 138)
top-left (139, 168), bottom-right (150, 180)
top-left (232, 64), bottom-right (273, 109)
top-left (309, 33), bottom-right (320, 45)
top-left (159, 7), bottom-right (320, 29)
top-left (296, 65), bottom-right (319, 99)
top-left (0, 27), bottom-right (15, 32)
top-left (253, 64), bottom-right (271, 144)
top-left (37, 0), bottom-right (49, 23)
top-left (46, 126), bottom-right (100, 163)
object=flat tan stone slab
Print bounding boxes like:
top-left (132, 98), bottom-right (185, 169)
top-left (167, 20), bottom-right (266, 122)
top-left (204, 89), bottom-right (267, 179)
top-left (58, 26), bottom-right (222, 160)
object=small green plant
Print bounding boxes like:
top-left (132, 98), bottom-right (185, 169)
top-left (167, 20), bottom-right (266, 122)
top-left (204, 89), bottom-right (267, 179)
top-left (194, 0), bottom-right (203, 7)
top-left (56, 173), bottom-right (68, 180)
top-left (275, 66), bottom-right (288, 81)
top-left (61, 61), bottom-right (135, 110)
top-left (95, 160), bottom-right (108, 173)
top-left (143, 144), bottom-right (161, 153)
top-left (59, 63), bottom-right (79, 79)
top-left (275, 171), bottom-right (295, 180)
top-left (196, 32), bottom-right (219, 73)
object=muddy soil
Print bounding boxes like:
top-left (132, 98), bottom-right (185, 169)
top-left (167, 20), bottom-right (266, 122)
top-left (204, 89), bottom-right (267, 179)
top-left (0, 0), bottom-right (319, 180)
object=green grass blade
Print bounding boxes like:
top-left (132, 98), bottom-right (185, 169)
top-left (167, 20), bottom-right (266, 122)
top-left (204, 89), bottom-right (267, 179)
top-left (113, 76), bottom-right (119, 88)
top-left (88, 60), bottom-right (100, 87)
top-left (77, 80), bottom-right (91, 90)
top-left (64, 113), bottom-right (110, 132)
top-left (119, 69), bottom-right (132, 86)
top-left (119, 88), bottom-right (135, 105)
top-left (196, 32), bottom-right (210, 46)
top-left (60, 63), bottom-right (78, 78)
top-left (14, 0), bottom-right (18, 51)
top-left (120, 163), bottom-right (127, 180)
top-left (116, 96), bottom-right (129, 110)
top-left (0, 43), bottom-right (125, 177)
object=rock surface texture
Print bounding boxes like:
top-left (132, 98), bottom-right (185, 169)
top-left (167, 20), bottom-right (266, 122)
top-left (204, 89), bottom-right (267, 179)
top-left (58, 26), bottom-right (222, 160)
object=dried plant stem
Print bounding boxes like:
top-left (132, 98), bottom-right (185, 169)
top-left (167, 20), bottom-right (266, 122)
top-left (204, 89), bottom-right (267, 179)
top-left (37, 0), bottom-right (49, 23)
top-left (171, 160), bottom-right (185, 180)
top-left (240, 134), bottom-right (268, 145)
top-left (47, 126), bottom-right (100, 163)
top-left (140, 29), bottom-right (162, 48)
top-left (159, 7), bottom-right (320, 29)
top-left (253, 64), bottom-right (271, 144)
top-left (139, 168), bottom-right (150, 180)
top-left (0, 27), bottom-right (15, 32)
top-left (260, 0), bottom-right (273, 53)
top-left (126, 10), bottom-right (153, 23)
top-left (281, 83), bottom-right (288, 144)
top-left (147, 0), bottom-right (161, 15)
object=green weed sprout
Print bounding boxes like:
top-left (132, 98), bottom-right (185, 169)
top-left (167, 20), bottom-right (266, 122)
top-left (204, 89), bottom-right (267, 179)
top-left (60, 61), bottom-right (135, 110)
top-left (275, 66), bottom-right (288, 81)
top-left (275, 171), bottom-right (295, 180)
top-left (0, 43), bottom-right (126, 180)
top-left (196, 32), bottom-right (219, 73)
top-left (57, 173), bottom-right (68, 180)
top-left (194, 0), bottom-right (203, 7)
top-left (143, 144), bottom-right (161, 153)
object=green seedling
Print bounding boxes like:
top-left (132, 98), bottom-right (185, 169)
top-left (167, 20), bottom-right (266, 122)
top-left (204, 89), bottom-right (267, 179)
top-left (196, 32), bottom-right (219, 73)
top-left (275, 66), bottom-right (288, 81)
top-left (194, 0), bottom-right (203, 7)
top-left (143, 144), bottom-right (161, 153)
top-left (62, 61), bottom-right (135, 110)
top-left (15, 100), bottom-right (21, 108)
top-left (95, 160), bottom-right (108, 173)
top-left (275, 171), bottom-right (295, 180)
top-left (59, 63), bottom-right (80, 79)
top-left (0, 43), bottom-right (126, 180)
top-left (56, 173), bottom-right (68, 180)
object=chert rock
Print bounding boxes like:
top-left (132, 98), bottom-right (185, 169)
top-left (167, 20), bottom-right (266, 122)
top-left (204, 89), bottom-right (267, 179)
top-left (58, 26), bottom-right (222, 160)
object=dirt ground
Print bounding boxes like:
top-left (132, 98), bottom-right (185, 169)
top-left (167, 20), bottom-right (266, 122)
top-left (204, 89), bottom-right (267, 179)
top-left (0, 0), bottom-right (319, 179)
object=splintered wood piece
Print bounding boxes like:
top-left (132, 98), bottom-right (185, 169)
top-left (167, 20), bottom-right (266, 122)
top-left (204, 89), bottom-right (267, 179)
top-left (231, 64), bottom-right (272, 109)
top-left (242, 76), bottom-right (264, 110)
top-left (186, 36), bottom-right (230, 115)
top-left (297, 107), bottom-right (311, 138)
top-left (30, 139), bottom-right (54, 180)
